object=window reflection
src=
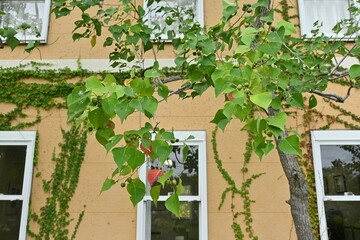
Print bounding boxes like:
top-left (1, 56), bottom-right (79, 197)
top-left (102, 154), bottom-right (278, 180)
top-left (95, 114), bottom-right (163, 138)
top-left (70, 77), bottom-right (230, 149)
top-left (149, 201), bottom-right (199, 240)
top-left (320, 145), bottom-right (360, 195)
top-left (325, 201), bottom-right (360, 240)
top-left (0, 146), bottom-right (26, 195)
top-left (0, 0), bottom-right (45, 36)
top-left (148, 145), bottom-right (199, 196)
top-left (0, 200), bottom-right (22, 240)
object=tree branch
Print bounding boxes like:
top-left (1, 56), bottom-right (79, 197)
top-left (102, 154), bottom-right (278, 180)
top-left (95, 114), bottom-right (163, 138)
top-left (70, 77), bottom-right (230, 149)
top-left (158, 83), bottom-right (191, 103)
top-left (312, 86), bottom-right (353, 103)
top-left (330, 43), bottom-right (358, 75)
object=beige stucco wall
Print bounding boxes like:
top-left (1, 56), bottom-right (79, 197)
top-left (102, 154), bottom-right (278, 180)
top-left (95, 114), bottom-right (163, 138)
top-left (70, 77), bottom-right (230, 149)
top-left (1, 0), bottom-right (300, 61)
top-left (0, 1), bottom-right (359, 239)
top-left (0, 80), bottom-right (357, 239)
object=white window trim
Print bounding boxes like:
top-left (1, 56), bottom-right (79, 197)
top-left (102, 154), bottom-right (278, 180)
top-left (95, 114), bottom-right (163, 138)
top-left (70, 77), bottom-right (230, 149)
top-left (0, 0), bottom-right (51, 43)
top-left (311, 130), bottom-right (360, 240)
top-left (0, 131), bottom-right (36, 240)
top-left (298, 0), bottom-right (359, 41)
top-left (143, 0), bottom-right (204, 41)
top-left (136, 131), bottom-right (208, 240)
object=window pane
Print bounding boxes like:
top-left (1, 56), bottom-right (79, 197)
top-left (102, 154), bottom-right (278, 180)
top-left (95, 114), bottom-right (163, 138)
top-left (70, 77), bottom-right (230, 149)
top-left (147, 0), bottom-right (197, 36)
top-left (0, 200), bottom-right (22, 240)
top-left (147, 145), bottom-right (199, 196)
top-left (0, 0), bottom-right (45, 35)
top-left (320, 145), bottom-right (360, 196)
top-left (325, 201), bottom-right (360, 240)
top-left (302, 0), bottom-right (350, 36)
top-left (148, 201), bottom-right (199, 240)
top-left (0, 146), bottom-right (27, 195)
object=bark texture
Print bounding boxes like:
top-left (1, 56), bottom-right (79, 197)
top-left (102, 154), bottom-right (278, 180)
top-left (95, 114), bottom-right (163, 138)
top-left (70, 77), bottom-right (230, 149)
top-left (269, 108), bottom-right (315, 240)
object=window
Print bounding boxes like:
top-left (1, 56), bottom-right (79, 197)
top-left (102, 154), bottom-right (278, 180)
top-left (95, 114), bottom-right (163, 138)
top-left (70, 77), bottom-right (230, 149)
top-left (0, 131), bottom-right (36, 240)
top-left (311, 130), bottom-right (360, 240)
top-left (0, 0), bottom-right (51, 42)
top-left (144, 0), bottom-right (204, 40)
top-left (137, 131), bottom-right (207, 240)
top-left (298, 0), bottom-right (356, 39)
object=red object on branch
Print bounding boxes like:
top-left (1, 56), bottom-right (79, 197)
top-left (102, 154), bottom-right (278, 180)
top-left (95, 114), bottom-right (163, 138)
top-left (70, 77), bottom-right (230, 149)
top-left (147, 169), bottom-right (163, 185)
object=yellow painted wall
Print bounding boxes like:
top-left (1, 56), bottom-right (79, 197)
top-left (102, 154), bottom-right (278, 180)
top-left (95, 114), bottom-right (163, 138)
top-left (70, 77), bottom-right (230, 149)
top-left (0, 1), bottom-right (359, 239)
top-left (0, 80), bottom-right (356, 239)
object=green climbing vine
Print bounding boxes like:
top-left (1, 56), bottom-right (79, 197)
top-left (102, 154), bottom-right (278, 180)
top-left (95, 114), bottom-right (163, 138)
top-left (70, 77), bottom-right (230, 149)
top-left (212, 126), bottom-right (264, 240)
top-left (27, 126), bottom-right (88, 240)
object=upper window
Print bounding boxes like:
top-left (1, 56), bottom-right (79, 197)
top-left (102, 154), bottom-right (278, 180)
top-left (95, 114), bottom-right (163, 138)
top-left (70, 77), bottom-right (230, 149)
top-left (0, 0), bottom-right (51, 42)
top-left (311, 130), bottom-right (360, 240)
top-left (144, 0), bottom-right (204, 40)
top-left (298, 0), bottom-right (357, 39)
top-left (0, 131), bottom-right (36, 240)
top-left (137, 131), bottom-right (208, 240)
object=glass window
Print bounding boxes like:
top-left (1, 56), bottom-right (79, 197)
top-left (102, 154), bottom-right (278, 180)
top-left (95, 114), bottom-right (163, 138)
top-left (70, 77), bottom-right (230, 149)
top-left (0, 0), bottom-right (51, 42)
top-left (144, 0), bottom-right (204, 40)
top-left (0, 131), bottom-right (36, 240)
top-left (137, 131), bottom-right (207, 240)
top-left (298, 0), bottom-right (355, 39)
top-left (312, 131), bottom-right (360, 240)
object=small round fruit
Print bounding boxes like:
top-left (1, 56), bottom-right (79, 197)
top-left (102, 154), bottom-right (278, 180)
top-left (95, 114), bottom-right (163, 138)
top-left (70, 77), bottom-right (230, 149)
top-left (120, 183), bottom-right (126, 188)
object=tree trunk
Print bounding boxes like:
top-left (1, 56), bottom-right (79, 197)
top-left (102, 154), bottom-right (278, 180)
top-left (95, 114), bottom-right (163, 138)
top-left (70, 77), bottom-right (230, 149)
top-left (269, 108), bottom-right (315, 240)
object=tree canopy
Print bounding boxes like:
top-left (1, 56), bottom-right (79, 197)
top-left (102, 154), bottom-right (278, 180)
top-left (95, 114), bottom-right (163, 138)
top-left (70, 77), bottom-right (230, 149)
top-left (2, 0), bottom-right (360, 239)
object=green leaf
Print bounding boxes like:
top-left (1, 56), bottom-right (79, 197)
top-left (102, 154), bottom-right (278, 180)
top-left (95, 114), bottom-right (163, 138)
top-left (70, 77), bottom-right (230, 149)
top-left (115, 102), bottom-right (135, 122)
top-left (89, 108), bottom-right (109, 129)
top-left (266, 112), bottom-right (287, 131)
top-left (86, 76), bottom-right (106, 95)
top-left (102, 97), bottom-right (117, 118)
top-left (210, 109), bottom-right (229, 131)
top-left (286, 93), bottom-right (304, 109)
top-left (157, 83), bottom-right (169, 101)
top-left (182, 144), bottom-right (189, 163)
top-left (143, 97), bottom-right (158, 117)
top-left (222, 0), bottom-right (238, 20)
top-left (258, 43), bottom-right (282, 57)
top-left (96, 127), bottom-right (114, 146)
top-left (106, 134), bottom-right (123, 153)
top-left (152, 140), bottom-right (173, 165)
top-left (349, 64), bottom-right (360, 80)
top-left (279, 135), bottom-right (302, 157)
top-left (276, 21), bottom-right (296, 35)
top-left (112, 147), bottom-right (127, 170)
top-left (126, 147), bottom-right (145, 171)
top-left (127, 178), bottom-right (146, 206)
top-left (235, 45), bottom-right (250, 54)
top-left (150, 185), bottom-right (161, 207)
top-left (157, 170), bottom-right (174, 187)
top-left (103, 74), bottom-right (117, 85)
top-left (6, 37), bottom-right (20, 51)
top-left (309, 95), bottom-right (317, 109)
top-left (67, 87), bottom-right (90, 122)
top-left (267, 27), bottom-right (285, 43)
top-left (250, 92), bottom-right (272, 112)
top-left (100, 178), bottom-right (116, 193)
top-left (91, 35), bottom-right (97, 47)
top-left (165, 193), bottom-right (180, 216)
top-left (252, 0), bottom-right (269, 8)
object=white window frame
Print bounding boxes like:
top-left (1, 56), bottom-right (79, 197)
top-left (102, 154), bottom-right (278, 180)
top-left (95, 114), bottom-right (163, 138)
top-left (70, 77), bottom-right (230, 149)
top-left (143, 0), bottom-right (204, 40)
top-left (311, 130), bottom-right (360, 240)
top-left (136, 131), bottom-right (208, 240)
top-left (0, 131), bottom-right (36, 240)
top-left (0, 0), bottom-right (51, 43)
top-left (298, 0), bottom-right (359, 40)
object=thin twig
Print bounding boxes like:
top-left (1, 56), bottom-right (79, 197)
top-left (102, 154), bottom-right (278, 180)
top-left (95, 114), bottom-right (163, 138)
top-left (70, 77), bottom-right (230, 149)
top-left (330, 43), bottom-right (358, 75)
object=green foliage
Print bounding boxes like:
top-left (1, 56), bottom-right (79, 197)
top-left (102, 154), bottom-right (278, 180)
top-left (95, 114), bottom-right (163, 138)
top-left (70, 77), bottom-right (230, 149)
top-left (27, 126), bottom-right (88, 240)
top-left (50, 0), bottom-right (359, 237)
